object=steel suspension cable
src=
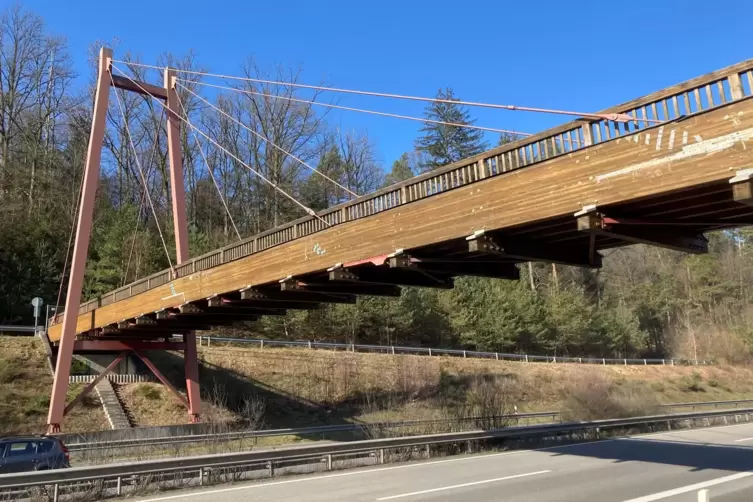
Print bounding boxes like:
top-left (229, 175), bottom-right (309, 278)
top-left (176, 81), bottom-right (358, 198)
top-left (54, 165), bottom-right (86, 321)
top-left (175, 91), bottom-right (242, 241)
top-left (179, 79), bottom-right (531, 138)
top-left (122, 189), bottom-right (146, 287)
top-left (123, 109), bottom-right (166, 285)
top-left (110, 63), bottom-right (329, 226)
top-left (109, 73), bottom-right (175, 273)
top-left (114, 59), bottom-right (649, 123)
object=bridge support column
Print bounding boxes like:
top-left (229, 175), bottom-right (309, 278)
top-left (164, 67), bottom-right (189, 264)
top-left (184, 331), bottom-right (201, 422)
top-left (47, 48), bottom-right (112, 434)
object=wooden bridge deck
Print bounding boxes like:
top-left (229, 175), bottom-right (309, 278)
top-left (48, 58), bottom-right (753, 343)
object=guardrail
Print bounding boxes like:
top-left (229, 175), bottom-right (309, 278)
top-left (63, 399), bottom-right (753, 452)
top-left (3, 407), bottom-right (753, 500)
top-left (0, 324), bottom-right (42, 335)
top-left (197, 335), bottom-right (711, 366)
top-left (64, 411), bottom-right (560, 451)
top-left (49, 58), bottom-right (753, 323)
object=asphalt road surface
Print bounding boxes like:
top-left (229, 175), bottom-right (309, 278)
top-left (134, 422), bottom-right (753, 501)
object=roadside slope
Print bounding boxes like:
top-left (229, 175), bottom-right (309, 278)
top-left (0, 336), bottom-right (108, 435)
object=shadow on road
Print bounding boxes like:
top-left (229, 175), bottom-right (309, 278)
top-left (548, 433), bottom-right (753, 472)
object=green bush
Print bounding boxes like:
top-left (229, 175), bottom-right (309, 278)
top-left (681, 371), bottom-right (705, 392)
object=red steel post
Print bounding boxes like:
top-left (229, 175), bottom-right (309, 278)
top-left (47, 48), bottom-right (112, 433)
top-left (184, 331), bottom-right (201, 422)
top-left (164, 68), bottom-right (189, 264)
top-left (164, 68), bottom-right (200, 421)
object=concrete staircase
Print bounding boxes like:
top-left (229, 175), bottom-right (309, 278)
top-left (113, 383), bottom-right (137, 426)
top-left (94, 378), bottom-right (132, 430)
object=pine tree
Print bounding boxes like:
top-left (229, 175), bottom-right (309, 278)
top-left (415, 87), bottom-right (488, 171)
top-left (383, 153), bottom-right (415, 187)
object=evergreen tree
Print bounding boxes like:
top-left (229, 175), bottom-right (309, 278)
top-left (383, 153), bottom-right (415, 186)
top-left (415, 87), bottom-right (488, 171)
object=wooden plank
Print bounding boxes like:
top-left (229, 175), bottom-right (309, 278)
top-left (48, 98), bottom-right (753, 341)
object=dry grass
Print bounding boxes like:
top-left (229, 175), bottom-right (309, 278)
top-left (118, 383), bottom-right (237, 427)
top-left (0, 336), bottom-right (108, 435)
top-left (189, 345), bottom-right (753, 426)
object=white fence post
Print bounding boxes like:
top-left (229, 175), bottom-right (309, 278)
top-left (496, 352), bottom-right (499, 361)
top-left (463, 350), bottom-right (466, 358)
top-left (207, 337), bottom-right (211, 348)
top-left (260, 339), bottom-right (264, 349)
top-left (391, 346), bottom-right (395, 355)
top-left (428, 348), bottom-right (432, 356)
top-left (644, 359), bottom-right (647, 365)
top-left (525, 354), bottom-right (528, 363)
top-left (308, 340), bottom-right (312, 349)
top-left (602, 358), bottom-right (606, 365)
top-left (624, 358), bottom-right (627, 365)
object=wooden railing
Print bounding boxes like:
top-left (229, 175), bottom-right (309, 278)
top-left (52, 58), bottom-right (753, 323)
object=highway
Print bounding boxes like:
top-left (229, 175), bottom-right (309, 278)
top-left (134, 422), bottom-right (753, 501)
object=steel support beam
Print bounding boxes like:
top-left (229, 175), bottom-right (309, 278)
top-left (329, 265), bottom-right (453, 289)
top-left (467, 231), bottom-right (600, 268)
top-left (63, 352), bottom-right (126, 417)
top-left (576, 207), bottom-right (708, 254)
top-left (240, 287), bottom-right (356, 304)
top-left (393, 257), bottom-right (520, 280)
top-left (73, 340), bottom-right (186, 352)
top-left (47, 48), bottom-right (112, 434)
top-left (282, 278), bottom-right (402, 297)
top-left (133, 351), bottom-right (191, 411)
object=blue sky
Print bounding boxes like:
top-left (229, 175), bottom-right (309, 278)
top-left (21, 0), bottom-right (753, 169)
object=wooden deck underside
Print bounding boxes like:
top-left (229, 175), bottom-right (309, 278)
top-left (48, 94), bottom-right (753, 343)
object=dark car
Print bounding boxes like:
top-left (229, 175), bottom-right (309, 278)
top-left (0, 437), bottom-right (70, 473)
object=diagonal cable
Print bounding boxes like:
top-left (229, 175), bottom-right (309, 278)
top-left (114, 59), bottom-right (647, 123)
top-left (175, 91), bottom-right (242, 240)
top-left (109, 73), bottom-right (175, 273)
top-left (111, 63), bottom-right (330, 226)
top-left (179, 79), bottom-right (530, 138)
top-left (123, 109), bottom-right (166, 285)
top-left (176, 81), bottom-right (358, 198)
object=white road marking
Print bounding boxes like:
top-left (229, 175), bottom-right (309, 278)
top-left (734, 436), bottom-right (753, 442)
top-left (134, 421), bottom-right (753, 501)
top-left (621, 471), bottom-right (753, 501)
top-left (375, 470), bottom-right (551, 500)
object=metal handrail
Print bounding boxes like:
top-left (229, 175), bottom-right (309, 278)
top-left (198, 335), bottom-right (712, 366)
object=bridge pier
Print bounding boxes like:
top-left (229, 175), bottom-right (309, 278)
top-left (46, 47), bottom-right (199, 432)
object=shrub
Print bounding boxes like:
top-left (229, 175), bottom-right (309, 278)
top-left (561, 375), bottom-right (661, 421)
top-left (134, 385), bottom-right (162, 400)
top-left (681, 371), bottom-right (705, 392)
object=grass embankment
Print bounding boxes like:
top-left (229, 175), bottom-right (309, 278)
top-left (0, 336), bottom-right (108, 435)
top-left (122, 345), bottom-right (753, 427)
